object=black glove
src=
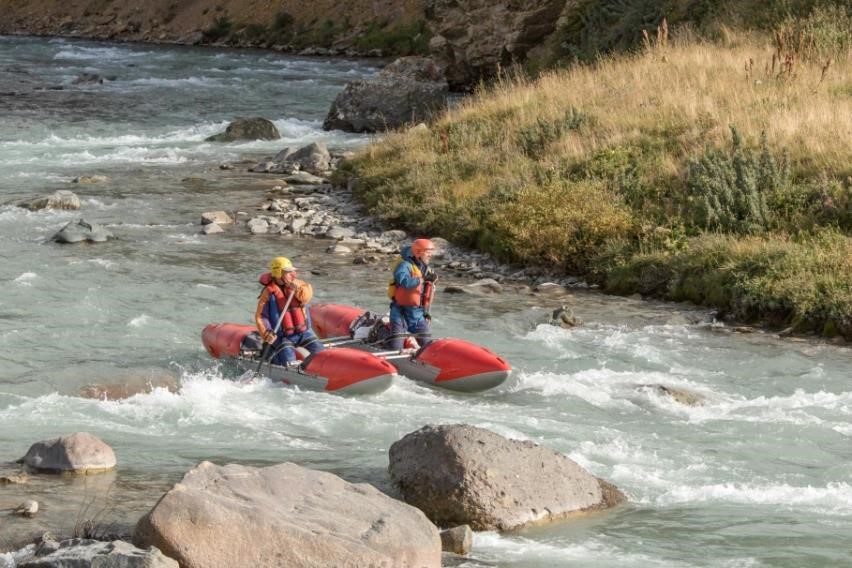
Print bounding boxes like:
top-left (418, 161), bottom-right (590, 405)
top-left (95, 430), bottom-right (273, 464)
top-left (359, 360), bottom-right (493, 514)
top-left (423, 268), bottom-right (438, 283)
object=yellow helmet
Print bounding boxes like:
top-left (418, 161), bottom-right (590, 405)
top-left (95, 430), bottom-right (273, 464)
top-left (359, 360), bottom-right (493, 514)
top-left (269, 256), bottom-right (295, 277)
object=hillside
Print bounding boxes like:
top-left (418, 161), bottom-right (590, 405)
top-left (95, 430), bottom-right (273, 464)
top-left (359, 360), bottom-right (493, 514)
top-left (0, 0), bottom-right (426, 56)
top-left (342, 9), bottom-right (852, 338)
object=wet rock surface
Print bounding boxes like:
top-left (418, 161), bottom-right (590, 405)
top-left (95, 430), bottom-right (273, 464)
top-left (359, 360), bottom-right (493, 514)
top-left (205, 117), bottom-right (280, 142)
top-left (20, 432), bottom-right (116, 474)
top-left (17, 538), bottom-right (177, 568)
top-left (388, 424), bottom-right (626, 531)
top-left (13, 190), bottom-right (80, 211)
top-left (51, 219), bottom-right (114, 244)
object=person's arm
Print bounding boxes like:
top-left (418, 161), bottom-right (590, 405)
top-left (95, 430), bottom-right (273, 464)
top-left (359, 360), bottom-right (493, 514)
top-left (291, 279), bottom-right (313, 304)
top-left (255, 289), bottom-right (276, 343)
top-left (394, 261), bottom-right (422, 289)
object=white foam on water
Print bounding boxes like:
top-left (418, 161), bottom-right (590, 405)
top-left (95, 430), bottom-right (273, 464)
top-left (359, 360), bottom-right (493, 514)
top-left (124, 76), bottom-right (230, 88)
top-left (53, 45), bottom-right (157, 61)
top-left (56, 147), bottom-right (191, 166)
top-left (470, 531), bottom-right (682, 567)
top-left (655, 481), bottom-right (852, 515)
top-left (127, 314), bottom-right (151, 328)
top-left (13, 272), bottom-right (37, 283)
top-left (672, 388), bottom-right (852, 426)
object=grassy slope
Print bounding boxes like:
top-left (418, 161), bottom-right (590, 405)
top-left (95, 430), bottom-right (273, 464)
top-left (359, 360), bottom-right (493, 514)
top-left (343, 25), bottom-right (852, 337)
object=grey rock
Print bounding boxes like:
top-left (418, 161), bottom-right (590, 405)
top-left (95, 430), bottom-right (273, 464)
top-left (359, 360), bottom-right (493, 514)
top-left (426, 0), bottom-right (565, 90)
top-left (15, 190), bottom-right (81, 211)
top-left (72, 175), bottom-right (109, 184)
top-left (14, 500), bottom-right (38, 517)
top-left (440, 525), bottom-right (472, 555)
top-left (20, 432), bottom-right (116, 474)
top-left (389, 424), bottom-right (626, 531)
top-left (381, 229), bottom-right (409, 241)
top-left (324, 57), bottom-right (448, 133)
top-left (205, 117), bottom-right (280, 142)
top-left (201, 223), bottom-right (224, 235)
top-left (200, 211), bottom-right (233, 225)
top-left (327, 244), bottom-right (352, 254)
top-left (71, 72), bottom-right (105, 85)
top-left (133, 461), bottom-right (440, 568)
top-left (638, 384), bottom-right (706, 407)
top-left (326, 225), bottom-right (356, 240)
top-left (247, 218), bottom-right (269, 234)
top-left (52, 220), bottom-right (113, 244)
top-left (289, 217), bottom-right (308, 233)
top-left (550, 305), bottom-right (581, 328)
top-left (284, 171), bottom-right (327, 185)
top-left (20, 539), bottom-right (177, 568)
top-left (275, 142), bottom-right (331, 175)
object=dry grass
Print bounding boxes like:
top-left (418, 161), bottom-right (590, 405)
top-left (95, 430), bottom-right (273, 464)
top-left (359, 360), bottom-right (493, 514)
top-left (346, 32), bottom-right (852, 337)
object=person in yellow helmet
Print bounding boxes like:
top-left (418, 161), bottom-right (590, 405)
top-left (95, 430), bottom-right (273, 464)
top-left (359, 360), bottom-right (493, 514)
top-left (386, 238), bottom-right (437, 350)
top-left (255, 256), bottom-right (324, 365)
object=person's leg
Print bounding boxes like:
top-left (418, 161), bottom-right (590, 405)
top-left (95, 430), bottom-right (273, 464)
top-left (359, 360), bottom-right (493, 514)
top-left (271, 336), bottom-right (296, 365)
top-left (412, 317), bottom-right (432, 347)
top-left (387, 304), bottom-right (407, 350)
top-left (404, 309), bottom-right (431, 348)
top-left (297, 330), bottom-right (325, 354)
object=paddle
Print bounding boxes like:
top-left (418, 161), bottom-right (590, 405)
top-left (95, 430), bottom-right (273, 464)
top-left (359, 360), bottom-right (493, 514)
top-left (256, 288), bottom-right (296, 374)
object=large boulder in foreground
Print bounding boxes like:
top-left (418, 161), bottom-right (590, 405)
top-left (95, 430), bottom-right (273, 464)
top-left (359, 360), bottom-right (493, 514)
top-left (20, 432), bottom-right (116, 474)
top-left (389, 424), bottom-right (626, 530)
top-left (323, 57), bottom-right (448, 133)
top-left (134, 461), bottom-right (441, 568)
top-left (205, 117), bottom-right (280, 142)
top-left (18, 538), bottom-right (176, 568)
top-left (14, 190), bottom-right (80, 211)
top-left (426, 0), bottom-right (565, 90)
top-left (51, 219), bottom-right (113, 243)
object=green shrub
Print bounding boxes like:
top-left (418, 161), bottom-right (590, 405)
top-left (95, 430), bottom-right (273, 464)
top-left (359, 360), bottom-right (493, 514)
top-left (686, 127), bottom-right (791, 234)
top-left (355, 20), bottom-right (432, 56)
top-left (203, 15), bottom-right (233, 43)
top-left (516, 108), bottom-right (589, 157)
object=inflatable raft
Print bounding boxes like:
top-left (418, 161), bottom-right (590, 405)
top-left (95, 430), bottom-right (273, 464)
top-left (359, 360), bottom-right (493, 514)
top-left (310, 303), bottom-right (512, 393)
top-left (202, 323), bottom-right (396, 395)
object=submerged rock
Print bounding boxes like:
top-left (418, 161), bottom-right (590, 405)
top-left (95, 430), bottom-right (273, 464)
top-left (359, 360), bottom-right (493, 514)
top-left (72, 175), bottom-right (109, 184)
top-left (389, 424), bottom-right (625, 531)
top-left (14, 500), bottom-right (38, 517)
top-left (134, 461), bottom-right (441, 568)
top-left (638, 384), bottom-right (706, 406)
top-left (205, 117), bottom-right (280, 142)
top-left (550, 305), bottom-right (581, 328)
top-left (20, 432), bottom-right (116, 474)
top-left (52, 219), bottom-right (113, 243)
top-left (15, 190), bottom-right (80, 211)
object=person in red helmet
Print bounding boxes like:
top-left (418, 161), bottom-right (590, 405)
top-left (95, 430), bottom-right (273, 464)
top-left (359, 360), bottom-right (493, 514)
top-left (385, 238), bottom-right (438, 350)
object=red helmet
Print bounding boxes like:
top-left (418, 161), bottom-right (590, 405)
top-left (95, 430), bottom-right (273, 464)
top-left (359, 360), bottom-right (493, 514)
top-left (411, 238), bottom-right (435, 259)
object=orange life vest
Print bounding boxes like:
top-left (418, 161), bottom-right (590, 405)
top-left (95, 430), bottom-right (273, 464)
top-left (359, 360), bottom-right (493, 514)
top-left (388, 260), bottom-right (424, 307)
top-left (259, 273), bottom-right (308, 335)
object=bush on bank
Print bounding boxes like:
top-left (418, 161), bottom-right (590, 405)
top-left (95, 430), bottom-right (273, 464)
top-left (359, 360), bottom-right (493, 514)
top-left (342, 25), bottom-right (851, 338)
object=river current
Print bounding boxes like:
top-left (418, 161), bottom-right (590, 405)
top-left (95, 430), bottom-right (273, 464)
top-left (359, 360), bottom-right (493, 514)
top-left (1, 36), bottom-right (851, 567)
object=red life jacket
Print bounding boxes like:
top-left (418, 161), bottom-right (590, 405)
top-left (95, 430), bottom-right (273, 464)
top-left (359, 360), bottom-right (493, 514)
top-left (389, 260), bottom-right (424, 307)
top-left (259, 272), bottom-right (307, 335)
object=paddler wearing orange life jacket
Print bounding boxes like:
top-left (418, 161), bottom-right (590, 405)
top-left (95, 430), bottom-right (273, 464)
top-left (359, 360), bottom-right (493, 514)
top-left (386, 238), bottom-right (438, 350)
top-left (255, 256), bottom-right (324, 365)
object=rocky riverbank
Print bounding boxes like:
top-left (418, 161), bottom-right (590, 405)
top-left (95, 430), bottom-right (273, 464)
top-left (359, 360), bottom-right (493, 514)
top-left (1, 425), bottom-right (625, 567)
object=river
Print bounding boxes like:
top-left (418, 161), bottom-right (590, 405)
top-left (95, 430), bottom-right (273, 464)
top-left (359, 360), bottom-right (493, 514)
top-left (1, 36), bottom-right (851, 567)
